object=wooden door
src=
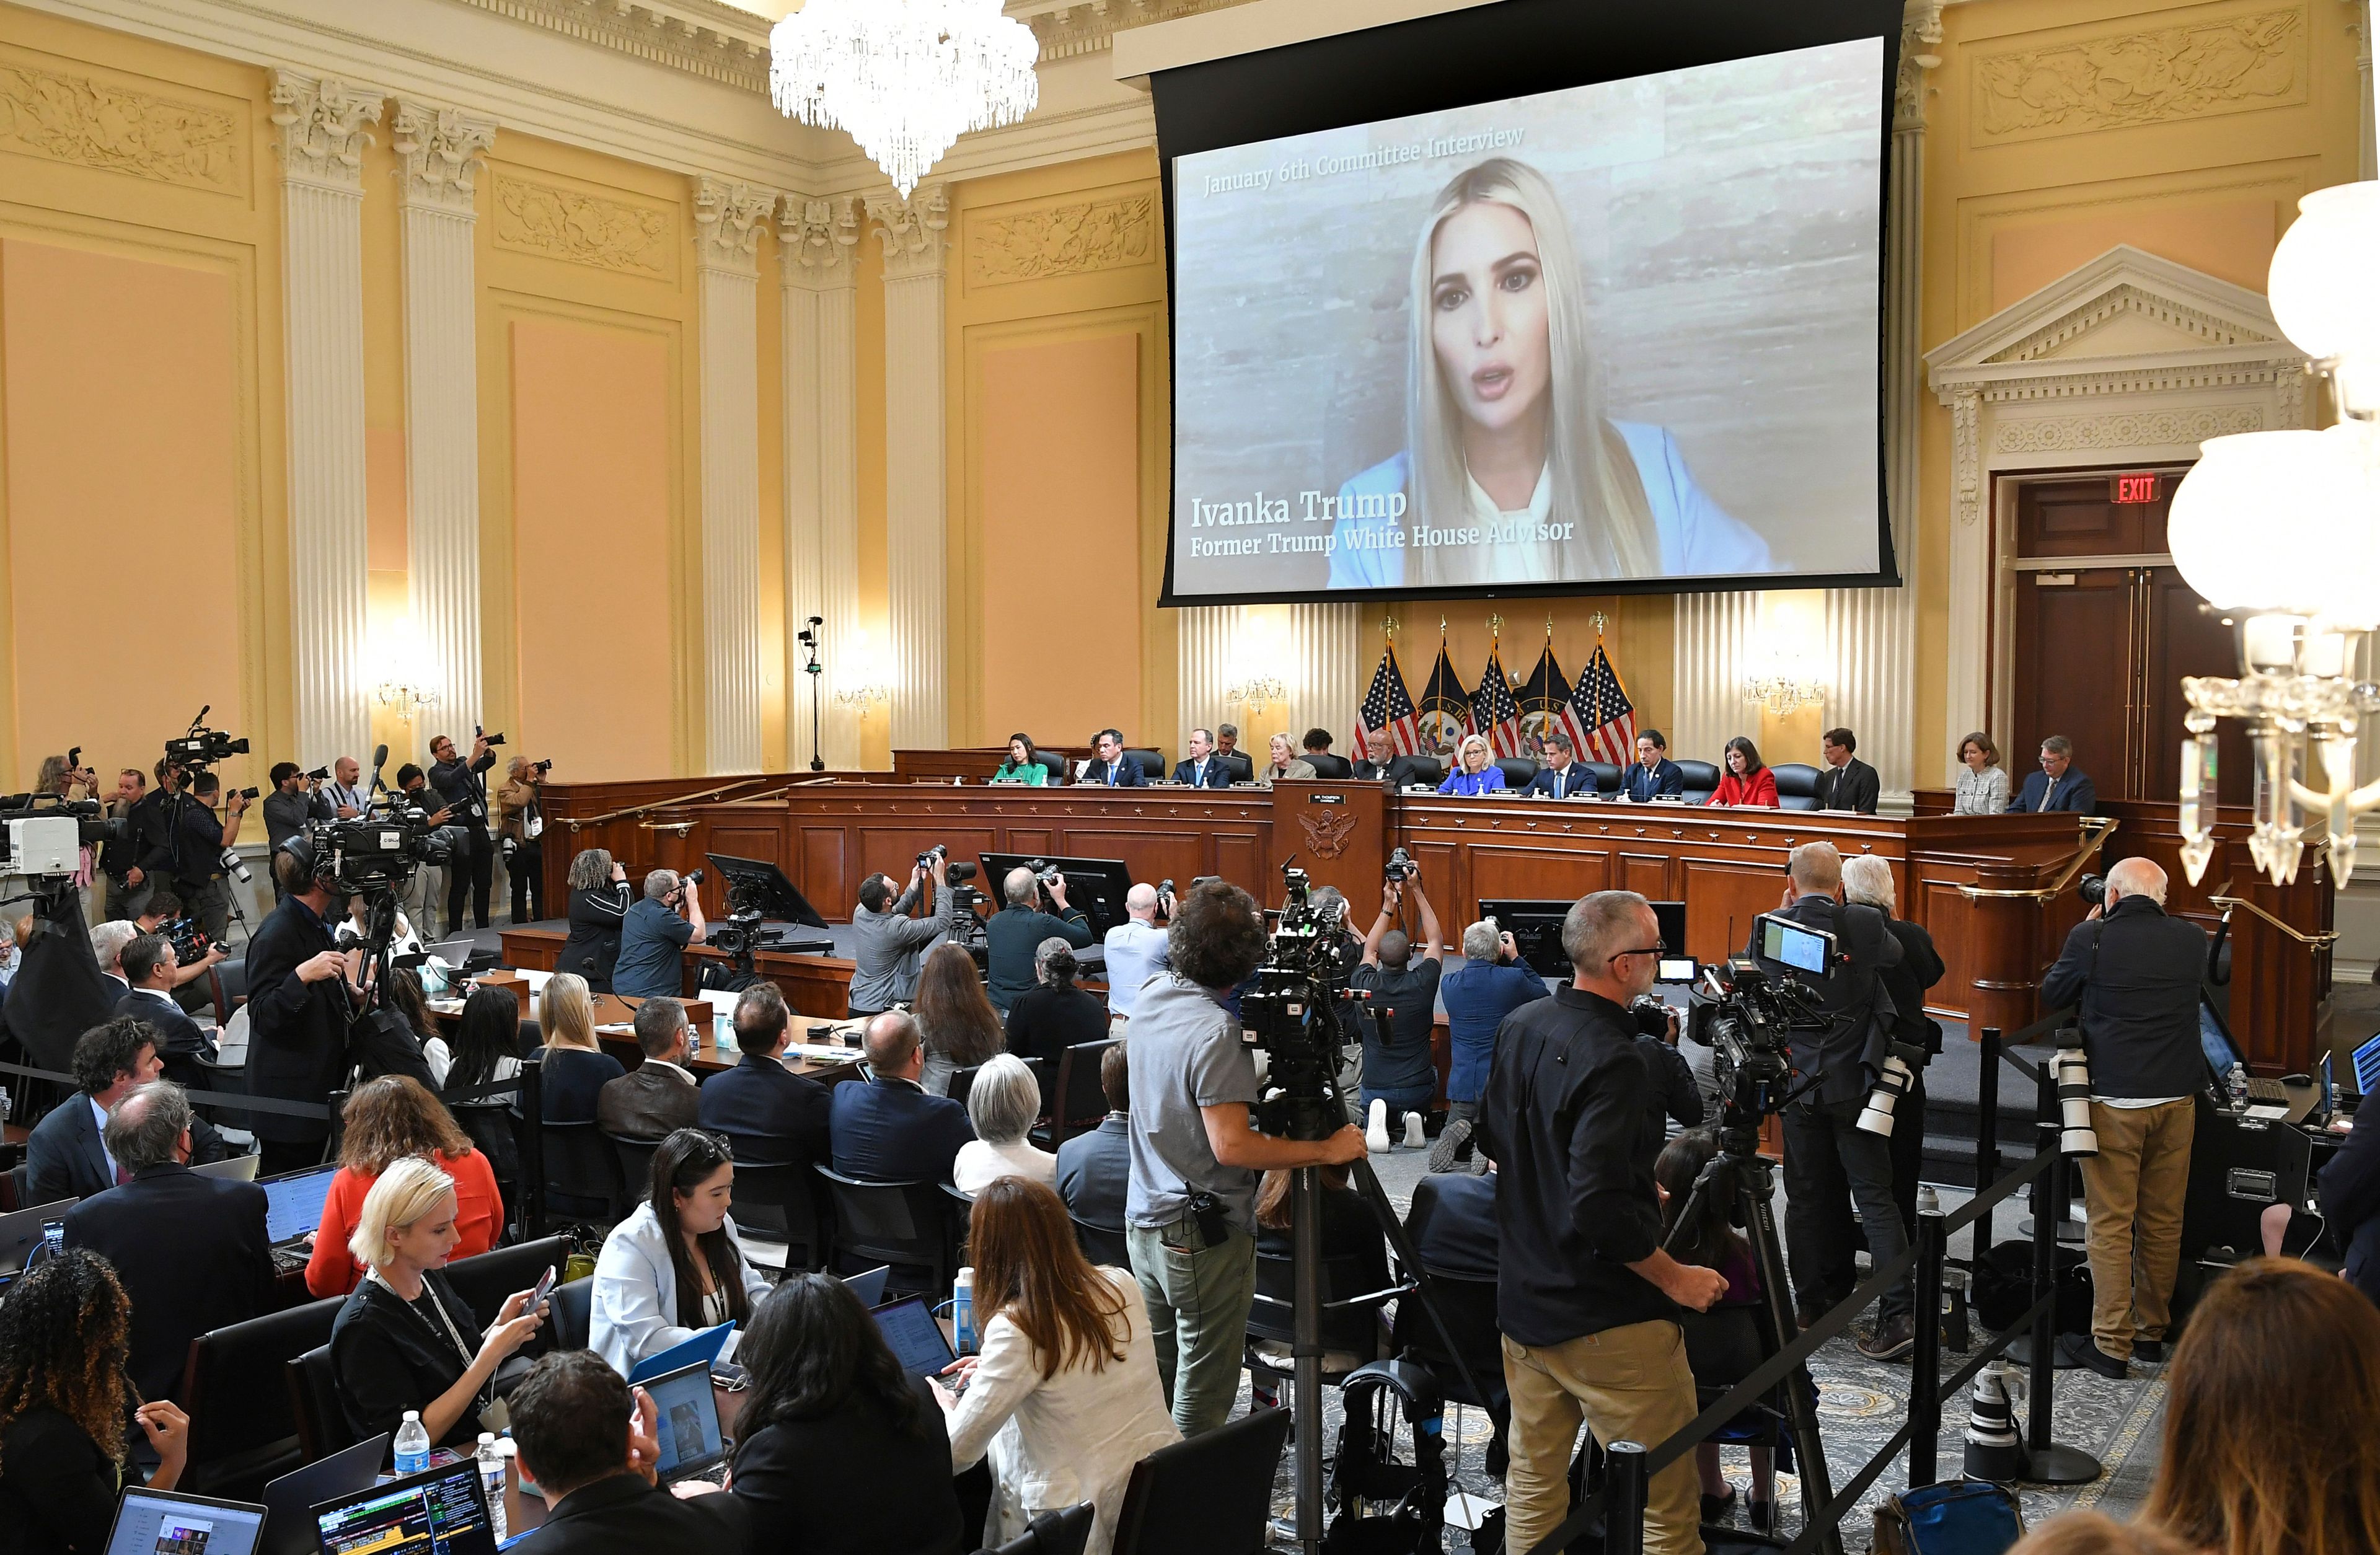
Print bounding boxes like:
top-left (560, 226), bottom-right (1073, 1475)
top-left (2146, 566), bottom-right (2250, 806)
top-left (2012, 566), bottom-right (2136, 793)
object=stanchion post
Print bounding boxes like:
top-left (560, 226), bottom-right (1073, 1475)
top-left (2021, 1130), bottom-right (2104, 1486)
top-left (1908, 1207), bottom-right (1946, 1489)
top-left (1975, 1026), bottom-right (2002, 1268)
top-left (2031, 1059), bottom-right (2058, 1230)
top-left (1603, 1442), bottom-right (1647, 1555)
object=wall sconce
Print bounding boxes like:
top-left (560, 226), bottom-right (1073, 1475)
top-left (1742, 661), bottom-right (1825, 717)
top-left (368, 620), bottom-right (440, 712)
top-left (1227, 673), bottom-right (1287, 720)
top-left (837, 629), bottom-right (891, 715)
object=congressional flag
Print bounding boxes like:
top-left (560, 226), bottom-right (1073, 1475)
top-left (1471, 641), bottom-right (1525, 756)
top-left (1515, 640), bottom-right (1593, 759)
top-left (1354, 643), bottom-right (1421, 756)
top-left (1415, 641), bottom-right (1473, 756)
top-left (1569, 638), bottom-right (1638, 765)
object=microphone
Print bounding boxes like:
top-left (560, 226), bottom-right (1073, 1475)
top-left (372, 743), bottom-right (389, 770)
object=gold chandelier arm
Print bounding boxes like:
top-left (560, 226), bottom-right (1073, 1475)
top-left (2209, 893), bottom-right (2340, 947)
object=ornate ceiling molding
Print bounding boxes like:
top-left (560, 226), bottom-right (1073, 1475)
top-left (447, 0), bottom-right (770, 92)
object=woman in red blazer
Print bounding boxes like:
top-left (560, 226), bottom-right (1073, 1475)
top-left (1708, 736), bottom-right (1780, 808)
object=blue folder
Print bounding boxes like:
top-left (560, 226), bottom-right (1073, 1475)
top-left (625, 1321), bottom-right (736, 1385)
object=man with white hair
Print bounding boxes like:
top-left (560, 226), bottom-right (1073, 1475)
top-left (2040, 854), bottom-right (2206, 1378)
top-left (1102, 881), bottom-right (1171, 1026)
top-left (1752, 840), bottom-right (1913, 1359)
top-left (91, 917), bottom-right (139, 996)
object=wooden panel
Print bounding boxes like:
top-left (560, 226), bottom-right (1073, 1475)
top-left (1212, 831), bottom-right (1264, 892)
top-left (798, 826), bottom-right (848, 910)
top-left (1619, 852), bottom-right (1677, 900)
top-left (2012, 568), bottom-right (2135, 796)
top-left (1682, 861), bottom-right (1787, 966)
top-left (2146, 567), bottom-right (2250, 806)
top-left (1048, 826), bottom-right (1208, 895)
top-left (1470, 845), bottom-right (1611, 904)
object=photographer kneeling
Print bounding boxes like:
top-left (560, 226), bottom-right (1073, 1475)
top-left (2039, 857), bottom-right (2205, 1378)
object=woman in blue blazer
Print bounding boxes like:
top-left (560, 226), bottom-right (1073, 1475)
top-left (1437, 736), bottom-right (1506, 797)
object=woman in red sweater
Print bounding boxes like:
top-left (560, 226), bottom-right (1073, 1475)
top-left (306, 1075), bottom-right (505, 1298)
top-left (1707, 736), bottom-right (1779, 808)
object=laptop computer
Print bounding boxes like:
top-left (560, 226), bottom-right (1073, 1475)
top-left (193, 1154), bottom-right (262, 1184)
top-left (312, 1459), bottom-right (498, 1555)
top-left (260, 1437), bottom-right (387, 1555)
top-left (262, 1167), bottom-right (339, 1274)
top-left (871, 1295), bottom-right (958, 1379)
top-left (644, 1360), bottom-right (732, 1486)
top-left (626, 1321), bottom-right (736, 1385)
top-left (843, 1264), bottom-right (891, 1308)
top-left (0, 1199), bottom-right (79, 1274)
top-left (105, 1486), bottom-right (268, 1555)
top-left (2197, 997), bottom-right (2297, 1118)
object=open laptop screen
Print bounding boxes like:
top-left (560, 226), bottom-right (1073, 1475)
top-left (108, 1489), bottom-right (266, 1555)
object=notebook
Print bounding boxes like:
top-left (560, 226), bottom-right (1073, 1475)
top-left (626, 1321), bottom-right (737, 1385)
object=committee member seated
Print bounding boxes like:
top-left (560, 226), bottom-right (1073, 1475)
top-left (1302, 728), bottom-right (1352, 777)
top-left (1953, 731), bottom-right (2011, 815)
top-left (1057, 1042), bottom-right (1132, 1234)
top-left (1522, 732), bottom-right (1596, 799)
top-left (560, 848), bottom-right (633, 990)
top-left (848, 852), bottom-right (964, 1018)
top-left (1080, 729), bottom-right (1145, 788)
top-left (710, 1275), bottom-right (962, 1555)
top-left (1437, 734), bottom-right (1506, 796)
top-left (591, 1129), bottom-right (769, 1376)
top-left (309, 1076), bottom-right (505, 1298)
top-left (1258, 732), bottom-right (1319, 787)
top-left (64, 1081), bottom-right (272, 1406)
top-left (2010, 733), bottom-right (2098, 815)
top-left (1351, 871), bottom-right (1445, 1152)
top-left (936, 1179), bottom-right (1183, 1555)
top-left (507, 1351), bottom-right (749, 1555)
top-left (1171, 728), bottom-right (1231, 788)
top-left (1622, 730), bottom-right (1684, 802)
top-left (915, 941), bottom-right (1006, 1095)
top-left (954, 1054), bottom-right (1057, 1196)
top-left (1003, 940), bottom-right (1108, 1067)
top-left (1814, 727), bottom-right (1880, 814)
top-left (986, 868), bottom-right (1093, 1015)
top-left (696, 983), bottom-right (832, 1168)
top-left (29, 1016), bottom-right (166, 1202)
top-left (1708, 736), bottom-right (1780, 808)
top-left (597, 997), bottom-right (702, 1140)
top-left (829, 1011), bottom-right (974, 1185)
top-left (612, 870), bottom-right (707, 998)
top-left (0, 1252), bottom-right (193, 1555)
top-left (1101, 883), bottom-right (1170, 1025)
top-left (992, 733), bottom-right (1056, 786)
top-left (1435, 920), bottom-right (1549, 1169)
top-left (113, 932), bottom-right (213, 1083)
top-left (1214, 723), bottom-right (1241, 762)
top-left (531, 972), bottom-right (627, 1124)
top-left (1352, 731), bottom-right (1419, 786)
top-left (330, 1156), bottom-right (547, 1450)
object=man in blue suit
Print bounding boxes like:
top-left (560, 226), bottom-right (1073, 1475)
top-left (2009, 734), bottom-right (2097, 815)
top-left (1082, 728), bottom-right (1145, 787)
top-left (1171, 728), bottom-right (1230, 788)
top-left (697, 984), bottom-right (831, 1168)
top-left (1522, 733), bottom-right (1598, 800)
top-left (1621, 729), bottom-right (1684, 803)
top-left (27, 1017), bottom-right (167, 1203)
top-left (829, 1011), bottom-right (974, 1184)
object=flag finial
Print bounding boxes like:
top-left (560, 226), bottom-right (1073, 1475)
top-left (1590, 609), bottom-right (1610, 637)
top-left (1545, 613), bottom-right (1555, 641)
top-left (1382, 614), bottom-right (1398, 642)
top-left (1439, 616), bottom-right (1448, 638)
top-left (1487, 613), bottom-right (1504, 641)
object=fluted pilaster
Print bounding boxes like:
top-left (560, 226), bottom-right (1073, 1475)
top-left (780, 194), bottom-right (863, 770)
top-left (392, 99), bottom-right (495, 741)
top-left (1175, 602), bottom-right (1365, 752)
top-left (271, 68), bottom-right (381, 767)
top-left (693, 175), bottom-right (776, 774)
top-left (868, 183), bottom-right (951, 751)
top-left (1672, 592), bottom-right (1760, 761)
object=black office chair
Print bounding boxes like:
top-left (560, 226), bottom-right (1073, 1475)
top-left (1218, 753), bottom-right (1255, 785)
top-left (210, 958), bottom-right (248, 1017)
top-left (1399, 755), bottom-right (1445, 789)
top-left (812, 1165), bottom-right (958, 1297)
top-left (1245, 1249), bottom-right (1406, 1398)
top-left (1675, 758), bottom-right (1722, 805)
top-left (607, 1132), bottom-right (661, 1203)
top-left (1109, 1406), bottom-right (1292, 1555)
top-left (190, 1052), bottom-right (252, 1134)
top-left (974, 1503), bottom-right (1096, 1555)
top-left (536, 1118), bottom-right (625, 1230)
top-left (725, 1157), bottom-right (826, 1272)
top-left (2, 1161), bottom-right (29, 1213)
top-left (1305, 752), bottom-right (1354, 779)
top-left (1040, 1039), bottom-right (1117, 1148)
top-left (1492, 756), bottom-right (1539, 790)
top-left (1125, 748), bottom-right (1166, 782)
top-left (1387, 1265), bottom-right (1508, 1448)
top-left (1771, 762), bottom-right (1825, 811)
top-left (1583, 759), bottom-right (1622, 795)
top-left (550, 1277), bottom-right (594, 1351)
top-left (288, 1344), bottom-right (356, 1461)
top-left (1072, 1216), bottom-right (1130, 1271)
top-left (444, 1236), bottom-right (573, 1327)
top-left (179, 1295), bottom-right (345, 1497)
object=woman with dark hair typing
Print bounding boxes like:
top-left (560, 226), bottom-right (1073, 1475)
top-left (1001, 938), bottom-right (1108, 1068)
top-left (694, 1274), bottom-right (964, 1555)
top-left (307, 1075), bottom-right (504, 1297)
top-left (591, 1130), bottom-right (769, 1375)
top-left (935, 1179), bottom-right (1180, 1554)
top-left (0, 1251), bottom-right (190, 1555)
top-left (329, 1157), bottom-right (547, 1449)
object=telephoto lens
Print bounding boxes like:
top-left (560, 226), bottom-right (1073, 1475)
top-left (1857, 1041), bottom-right (1925, 1137)
top-left (219, 845), bottom-right (252, 884)
top-left (2053, 1047), bottom-right (2099, 1156)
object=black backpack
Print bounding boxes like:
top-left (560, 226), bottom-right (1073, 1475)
top-left (1324, 1359), bottom-right (1447, 1555)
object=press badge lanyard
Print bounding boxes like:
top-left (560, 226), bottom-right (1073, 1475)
top-left (371, 1269), bottom-right (494, 1416)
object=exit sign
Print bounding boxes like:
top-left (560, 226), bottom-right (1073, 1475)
top-left (2111, 472), bottom-right (2161, 504)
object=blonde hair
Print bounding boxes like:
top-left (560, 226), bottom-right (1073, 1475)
top-left (348, 1156), bottom-right (457, 1270)
top-left (541, 972), bottom-right (597, 1051)
top-left (1406, 158), bottom-right (1656, 581)
top-left (1458, 734), bottom-right (1491, 770)
top-left (1841, 854), bottom-right (1896, 915)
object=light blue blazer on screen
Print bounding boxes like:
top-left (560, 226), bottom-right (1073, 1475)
top-left (1325, 422), bottom-right (1771, 590)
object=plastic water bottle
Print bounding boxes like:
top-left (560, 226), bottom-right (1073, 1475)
top-left (715, 1011), bottom-right (738, 1055)
top-left (2228, 1064), bottom-right (2250, 1112)
top-left (953, 1267), bottom-right (976, 1355)
top-left (476, 1434), bottom-right (507, 1540)
top-left (393, 1411), bottom-right (431, 1476)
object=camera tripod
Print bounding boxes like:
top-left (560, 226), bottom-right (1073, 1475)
top-left (1663, 1118), bottom-right (1844, 1555)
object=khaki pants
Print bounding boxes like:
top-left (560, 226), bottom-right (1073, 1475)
top-left (1502, 1321), bottom-right (1703, 1555)
top-left (2078, 1098), bottom-right (2194, 1360)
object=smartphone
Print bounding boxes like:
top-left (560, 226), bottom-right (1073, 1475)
top-left (42, 1220), bottom-right (64, 1259)
top-left (530, 1266), bottom-right (557, 1309)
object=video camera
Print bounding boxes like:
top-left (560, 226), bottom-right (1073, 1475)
top-left (709, 907), bottom-right (766, 961)
top-left (1686, 954), bottom-right (1830, 1135)
top-left (305, 808), bottom-right (452, 896)
top-left (0, 796), bottom-right (126, 877)
top-left (1242, 861), bottom-right (1361, 1143)
top-left (156, 915), bottom-right (213, 967)
top-left (164, 712), bottom-right (249, 773)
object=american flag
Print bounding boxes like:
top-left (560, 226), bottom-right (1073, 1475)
top-left (1569, 639), bottom-right (1637, 765)
top-left (1353, 643), bottom-right (1421, 755)
top-left (1415, 641), bottom-right (1474, 755)
top-left (1471, 641), bottom-right (1525, 756)
top-left (1515, 641), bottom-right (1594, 758)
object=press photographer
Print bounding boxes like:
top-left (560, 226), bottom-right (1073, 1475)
top-left (613, 868), bottom-right (706, 999)
top-left (1841, 853), bottom-right (1946, 1237)
top-left (167, 769), bottom-right (250, 945)
top-left (245, 844), bottom-right (356, 1175)
top-left (848, 847), bottom-right (969, 1019)
top-left (262, 763), bottom-right (333, 897)
top-left (986, 863), bottom-right (1092, 1015)
top-left (1351, 861), bottom-right (1443, 1154)
top-left (1478, 890), bottom-right (1727, 1555)
top-left (98, 766), bottom-right (149, 920)
top-left (2038, 856), bottom-right (2206, 1379)
top-left (428, 729), bottom-right (500, 935)
top-left (496, 755), bottom-right (552, 923)
top-left (1750, 839), bottom-right (1914, 1360)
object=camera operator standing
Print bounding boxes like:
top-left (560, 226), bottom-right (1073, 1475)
top-left (1842, 855), bottom-right (1946, 1238)
top-left (497, 756), bottom-right (550, 924)
top-left (1751, 840), bottom-right (1913, 1359)
top-left (2038, 857), bottom-right (2206, 1378)
top-left (262, 764), bottom-right (333, 899)
top-left (1478, 890), bottom-right (1727, 1555)
top-left (99, 768), bottom-right (149, 920)
top-left (428, 732), bottom-right (498, 935)
top-left (848, 850), bottom-right (966, 1019)
top-left (1125, 881), bottom-right (1366, 1438)
top-left (169, 770), bottom-right (249, 945)
top-left (247, 848), bottom-right (356, 1176)
top-left (987, 867), bottom-right (1093, 1015)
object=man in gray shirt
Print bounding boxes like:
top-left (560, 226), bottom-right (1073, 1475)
top-left (847, 851), bottom-right (966, 1017)
top-left (262, 763), bottom-right (331, 897)
top-left (1126, 880), bottom-right (1365, 1437)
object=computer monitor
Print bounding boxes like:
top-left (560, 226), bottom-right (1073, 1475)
top-left (262, 1168), bottom-right (339, 1245)
top-left (108, 1487), bottom-right (267, 1555)
top-left (871, 1295), bottom-right (958, 1378)
top-left (2353, 1029), bottom-right (2380, 1100)
top-left (312, 1461), bottom-right (497, 1555)
top-left (1755, 914), bottom-right (1833, 977)
top-left (1474, 899), bottom-right (1574, 978)
top-left (643, 1361), bottom-right (729, 1482)
top-left (979, 854), bottom-right (1139, 939)
top-left (2200, 995), bottom-right (2250, 1087)
top-left (0, 1199), bottom-right (76, 1272)
top-left (703, 853), bottom-right (829, 928)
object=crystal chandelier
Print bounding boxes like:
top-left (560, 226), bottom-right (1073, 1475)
top-left (769, 0), bottom-right (1039, 198)
top-left (2169, 180), bottom-right (2380, 891)
top-left (1742, 669), bottom-right (1825, 717)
